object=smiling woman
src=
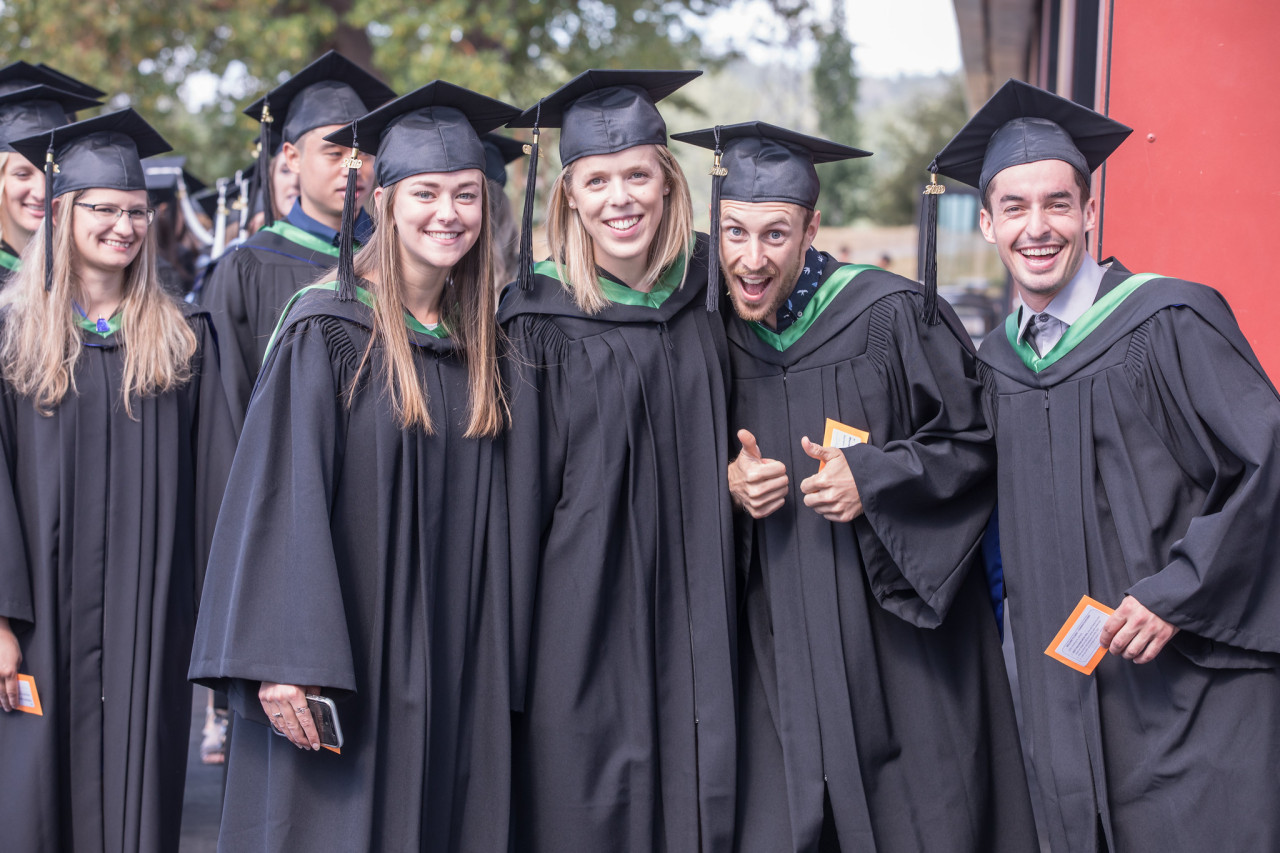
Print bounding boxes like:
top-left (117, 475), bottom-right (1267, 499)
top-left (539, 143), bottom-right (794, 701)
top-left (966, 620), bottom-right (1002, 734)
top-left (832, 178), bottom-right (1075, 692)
top-left (189, 81), bottom-right (520, 852)
top-left (0, 108), bottom-right (236, 853)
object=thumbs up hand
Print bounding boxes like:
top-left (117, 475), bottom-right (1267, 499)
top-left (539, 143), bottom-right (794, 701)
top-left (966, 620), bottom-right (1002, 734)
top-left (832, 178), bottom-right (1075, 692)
top-left (728, 428), bottom-right (789, 519)
top-left (799, 436), bottom-right (864, 522)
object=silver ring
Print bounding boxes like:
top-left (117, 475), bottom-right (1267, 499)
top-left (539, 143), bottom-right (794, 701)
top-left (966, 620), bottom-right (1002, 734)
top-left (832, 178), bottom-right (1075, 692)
top-left (294, 706), bottom-right (308, 714)
top-left (272, 712), bottom-right (283, 718)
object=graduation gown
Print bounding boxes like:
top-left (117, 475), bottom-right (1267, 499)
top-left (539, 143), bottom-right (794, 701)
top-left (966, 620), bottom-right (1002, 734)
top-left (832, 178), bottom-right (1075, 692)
top-left (199, 220), bottom-right (339, 429)
top-left (727, 261), bottom-right (1037, 853)
top-left (978, 260), bottom-right (1280, 853)
top-left (499, 235), bottom-right (738, 852)
top-left (189, 285), bottom-right (511, 852)
top-left (0, 305), bottom-right (236, 853)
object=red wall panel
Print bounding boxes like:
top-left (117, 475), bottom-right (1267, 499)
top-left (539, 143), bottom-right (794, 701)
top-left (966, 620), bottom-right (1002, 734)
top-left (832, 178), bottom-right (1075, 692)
top-left (1101, 0), bottom-right (1280, 376)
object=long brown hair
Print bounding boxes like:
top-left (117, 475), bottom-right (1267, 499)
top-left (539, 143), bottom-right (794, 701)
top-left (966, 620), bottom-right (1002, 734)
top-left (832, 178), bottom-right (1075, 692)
top-left (344, 179), bottom-right (507, 438)
top-left (545, 144), bottom-right (694, 314)
top-left (0, 189), bottom-right (197, 417)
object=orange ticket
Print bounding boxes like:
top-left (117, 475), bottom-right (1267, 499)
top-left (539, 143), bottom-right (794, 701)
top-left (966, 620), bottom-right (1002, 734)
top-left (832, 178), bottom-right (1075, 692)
top-left (16, 673), bottom-right (43, 716)
top-left (1044, 595), bottom-right (1115, 675)
top-left (820, 418), bottom-right (870, 470)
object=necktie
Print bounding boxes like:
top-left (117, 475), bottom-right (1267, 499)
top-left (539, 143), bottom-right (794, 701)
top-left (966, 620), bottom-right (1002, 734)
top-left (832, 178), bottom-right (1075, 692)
top-left (1027, 312), bottom-right (1066, 357)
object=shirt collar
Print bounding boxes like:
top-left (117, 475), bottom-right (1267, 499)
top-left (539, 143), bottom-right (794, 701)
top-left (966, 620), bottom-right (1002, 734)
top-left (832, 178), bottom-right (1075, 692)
top-left (1016, 252), bottom-right (1106, 345)
top-left (285, 198), bottom-right (375, 247)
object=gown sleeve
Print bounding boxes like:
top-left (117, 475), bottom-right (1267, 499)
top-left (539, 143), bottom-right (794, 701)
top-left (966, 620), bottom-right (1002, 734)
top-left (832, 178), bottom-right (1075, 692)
top-left (502, 314), bottom-right (570, 711)
top-left (202, 249), bottom-right (260, 431)
top-left (185, 312), bottom-right (239, 606)
top-left (0, 376), bottom-right (32, 627)
top-left (1125, 301), bottom-right (1280, 658)
top-left (845, 294), bottom-right (998, 628)
top-left (188, 313), bottom-right (357, 707)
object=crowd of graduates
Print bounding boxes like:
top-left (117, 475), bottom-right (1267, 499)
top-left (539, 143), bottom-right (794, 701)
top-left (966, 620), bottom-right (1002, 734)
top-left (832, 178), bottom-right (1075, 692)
top-left (2, 47), bottom-right (1279, 853)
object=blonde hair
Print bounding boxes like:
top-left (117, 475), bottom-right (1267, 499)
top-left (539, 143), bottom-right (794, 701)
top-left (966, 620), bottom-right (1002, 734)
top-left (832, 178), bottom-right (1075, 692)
top-left (344, 180), bottom-right (507, 438)
top-left (0, 152), bottom-right (9, 245)
top-left (545, 144), bottom-right (694, 314)
top-left (0, 189), bottom-right (197, 417)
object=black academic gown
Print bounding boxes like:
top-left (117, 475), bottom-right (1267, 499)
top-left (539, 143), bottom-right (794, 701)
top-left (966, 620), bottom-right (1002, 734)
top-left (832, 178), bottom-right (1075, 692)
top-left (727, 261), bottom-right (1038, 853)
top-left (499, 235), bottom-right (738, 852)
top-left (199, 222), bottom-right (339, 430)
top-left (189, 285), bottom-right (511, 852)
top-left (978, 260), bottom-right (1280, 853)
top-left (0, 305), bottom-right (236, 853)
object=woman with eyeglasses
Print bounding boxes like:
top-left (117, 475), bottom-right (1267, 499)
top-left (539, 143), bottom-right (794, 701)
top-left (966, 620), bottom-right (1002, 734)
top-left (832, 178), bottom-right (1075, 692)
top-left (0, 110), bottom-right (235, 853)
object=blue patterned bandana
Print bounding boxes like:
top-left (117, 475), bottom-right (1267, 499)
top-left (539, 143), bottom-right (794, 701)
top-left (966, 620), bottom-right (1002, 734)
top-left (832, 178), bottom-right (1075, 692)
top-left (773, 246), bottom-right (826, 333)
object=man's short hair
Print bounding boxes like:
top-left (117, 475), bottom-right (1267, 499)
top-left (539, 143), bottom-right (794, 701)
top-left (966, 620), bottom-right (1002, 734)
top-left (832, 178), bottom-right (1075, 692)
top-left (981, 164), bottom-right (1092, 211)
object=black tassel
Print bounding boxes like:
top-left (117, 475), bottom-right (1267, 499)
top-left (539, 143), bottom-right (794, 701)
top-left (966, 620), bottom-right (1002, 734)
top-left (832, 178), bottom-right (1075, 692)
top-left (257, 100), bottom-right (276, 227)
top-left (705, 125), bottom-right (726, 313)
top-left (336, 122), bottom-right (362, 302)
top-left (517, 102), bottom-right (542, 292)
top-left (43, 140), bottom-right (55, 292)
top-left (919, 161), bottom-right (943, 326)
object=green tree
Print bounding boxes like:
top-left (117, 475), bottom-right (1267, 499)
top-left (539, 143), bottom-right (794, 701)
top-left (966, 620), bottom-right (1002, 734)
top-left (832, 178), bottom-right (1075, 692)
top-left (809, 1), bottom-right (866, 225)
top-left (0, 0), bottom-right (749, 181)
top-left (868, 74), bottom-right (969, 226)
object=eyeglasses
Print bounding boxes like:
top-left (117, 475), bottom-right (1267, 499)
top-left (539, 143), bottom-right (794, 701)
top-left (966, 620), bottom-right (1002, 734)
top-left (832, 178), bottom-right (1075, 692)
top-left (74, 202), bottom-right (155, 225)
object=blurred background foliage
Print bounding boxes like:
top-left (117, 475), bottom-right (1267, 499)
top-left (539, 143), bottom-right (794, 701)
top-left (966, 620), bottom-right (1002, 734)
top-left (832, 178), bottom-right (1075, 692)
top-left (1, 0), bottom-right (967, 228)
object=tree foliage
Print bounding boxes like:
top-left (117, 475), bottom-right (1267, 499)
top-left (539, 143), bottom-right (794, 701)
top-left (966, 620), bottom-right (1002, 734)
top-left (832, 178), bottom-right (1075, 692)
top-left (868, 74), bottom-right (969, 226)
top-left (0, 0), bottom-right (743, 180)
top-left (809, 0), bottom-right (865, 225)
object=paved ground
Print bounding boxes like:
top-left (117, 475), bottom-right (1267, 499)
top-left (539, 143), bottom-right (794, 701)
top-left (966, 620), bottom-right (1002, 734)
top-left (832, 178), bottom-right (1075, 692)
top-left (179, 687), bottom-right (224, 852)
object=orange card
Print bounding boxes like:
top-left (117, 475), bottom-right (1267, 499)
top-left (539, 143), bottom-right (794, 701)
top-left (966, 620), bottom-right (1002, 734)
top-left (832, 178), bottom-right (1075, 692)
top-left (820, 418), bottom-right (870, 470)
top-left (1044, 595), bottom-right (1115, 675)
top-left (16, 673), bottom-right (43, 716)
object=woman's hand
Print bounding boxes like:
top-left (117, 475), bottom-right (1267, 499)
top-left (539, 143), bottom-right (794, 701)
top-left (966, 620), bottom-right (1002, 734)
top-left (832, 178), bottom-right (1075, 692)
top-left (0, 617), bottom-right (23, 713)
top-left (259, 681), bottom-right (322, 750)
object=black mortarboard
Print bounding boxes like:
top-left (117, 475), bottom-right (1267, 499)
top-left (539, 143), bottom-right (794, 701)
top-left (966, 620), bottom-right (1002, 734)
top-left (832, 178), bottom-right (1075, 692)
top-left (481, 133), bottom-right (526, 187)
top-left (144, 155), bottom-right (207, 204)
top-left (10, 108), bottom-right (171, 290)
top-left (932, 78), bottom-right (1132, 196)
top-left (322, 81), bottom-right (521, 300)
top-left (242, 51), bottom-right (395, 228)
top-left (0, 61), bottom-right (98, 98)
top-left (35, 64), bottom-right (106, 99)
top-left (506, 68), bottom-right (699, 291)
top-left (0, 85), bottom-right (101, 152)
top-left (243, 51), bottom-right (396, 144)
top-left (917, 79), bottom-right (1133, 326)
top-left (672, 122), bottom-right (872, 310)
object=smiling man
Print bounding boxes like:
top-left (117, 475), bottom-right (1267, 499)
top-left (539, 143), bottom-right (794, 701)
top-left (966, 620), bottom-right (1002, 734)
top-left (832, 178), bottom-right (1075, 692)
top-left (933, 79), bottom-right (1280, 853)
top-left (201, 51), bottom-right (394, 428)
top-left (674, 122), bottom-right (1037, 853)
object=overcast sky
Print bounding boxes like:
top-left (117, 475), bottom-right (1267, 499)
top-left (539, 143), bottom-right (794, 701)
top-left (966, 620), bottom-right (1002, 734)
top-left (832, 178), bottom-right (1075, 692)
top-left (698, 0), bottom-right (963, 77)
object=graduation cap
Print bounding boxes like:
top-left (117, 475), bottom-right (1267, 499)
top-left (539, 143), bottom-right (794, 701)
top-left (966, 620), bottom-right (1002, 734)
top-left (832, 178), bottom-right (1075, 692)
top-left (0, 84), bottom-right (102, 153)
top-left (322, 81), bottom-right (521, 301)
top-left (481, 133), bottom-right (526, 187)
top-left (35, 64), bottom-right (106, 99)
top-left (242, 50), bottom-right (396, 228)
top-left (144, 155), bottom-right (207, 204)
top-left (672, 121), bottom-right (872, 310)
top-left (506, 68), bottom-right (700, 291)
top-left (917, 79), bottom-right (1133, 325)
top-left (9, 108), bottom-right (171, 290)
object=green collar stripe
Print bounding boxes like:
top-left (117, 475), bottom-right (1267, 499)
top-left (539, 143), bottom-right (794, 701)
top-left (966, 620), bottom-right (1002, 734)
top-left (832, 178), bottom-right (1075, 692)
top-left (533, 244), bottom-right (692, 309)
top-left (261, 220), bottom-right (343, 258)
top-left (262, 281), bottom-right (448, 366)
top-left (76, 312), bottom-right (122, 338)
top-left (0, 250), bottom-right (19, 272)
top-left (1005, 272), bottom-right (1164, 372)
top-left (749, 264), bottom-right (879, 352)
